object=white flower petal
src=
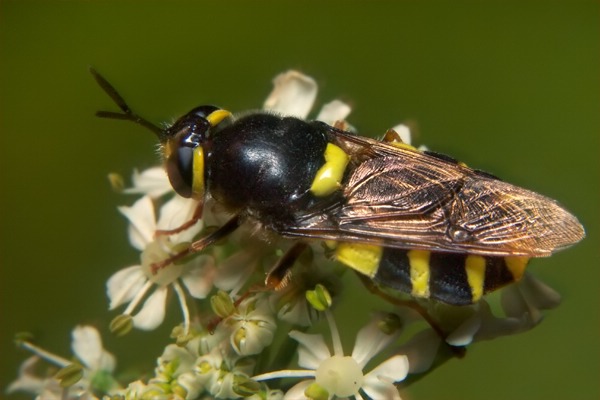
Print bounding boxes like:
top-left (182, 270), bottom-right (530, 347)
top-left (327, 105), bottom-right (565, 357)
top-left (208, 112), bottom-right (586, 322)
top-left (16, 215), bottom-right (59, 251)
top-left (500, 284), bottom-right (537, 323)
top-left (214, 250), bottom-right (257, 292)
top-left (448, 301), bottom-right (524, 344)
top-left (289, 331), bottom-right (330, 370)
top-left (140, 240), bottom-right (184, 286)
top-left (6, 356), bottom-right (44, 394)
top-left (212, 371), bottom-right (237, 399)
top-left (390, 123), bottom-right (412, 145)
top-left (181, 256), bottom-right (216, 298)
top-left (71, 326), bottom-right (101, 368)
top-left (445, 310), bottom-right (482, 346)
top-left (119, 380), bottom-right (148, 398)
top-left (502, 273), bottom-right (561, 321)
top-left (198, 325), bottom-right (229, 355)
top-left (352, 318), bottom-right (400, 368)
top-left (118, 196), bottom-right (156, 250)
top-left (132, 286), bottom-right (168, 330)
top-left (283, 379), bottom-right (312, 400)
top-left (476, 315), bottom-right (526, 342)
top-left (71, 326), bottom-right (116, 373)
top-left (231, 298), bottom-right (277, 356)
top-left (521, 273), bottom-right (561, 310)
top-left (231, 322), bottom-right (275, 356)
top-left (124, 167), bottom-right (172, 198)
top-left (157, 195), bottom-right (202, 242)
top-left (398, 329), bottom-right (441, 374)
top-left (362, 378), bottom-right (402, 400)
top-left (106, 265), bottom-right (146, 310)
top-left (316, 100), bottom-right (351, 125)
top-left (195, 348), bottom-right (223, 385)
top-left (159, 344), bottom-right (196, 374)
top-left (177, 371), bottom-right (204, 400)
top-left (364, 354), bottom-right (409, 384)
top-left (263, 70), bottom-right (317, 118)
top-left (273, 294), bottom-right (312, 327)
top-left (239, 317), bottom-right (276, 355)
top-left (246, 297), bottom-right (277, 322)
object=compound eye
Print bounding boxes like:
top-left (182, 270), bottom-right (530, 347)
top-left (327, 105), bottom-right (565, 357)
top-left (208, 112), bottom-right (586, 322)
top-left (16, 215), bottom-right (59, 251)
top-left (162, 105), bottom-right (228, 199)
top-left (166, 144), bottom-right (194, 198)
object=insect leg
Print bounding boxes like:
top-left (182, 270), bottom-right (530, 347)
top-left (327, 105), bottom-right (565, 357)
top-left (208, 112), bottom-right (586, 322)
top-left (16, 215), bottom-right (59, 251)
top-left (150, 214), bottom-right (241, 274)
top-left (332, 120), bottom-right (352, 131)
top-left (155, 201), bottom-right (204, 236)
top-left (265, 242), bottom-right (309, 290)
top-left (382, 128), bottom-right (404, 143)
top-left (208, 242), bottom-right (309, 332)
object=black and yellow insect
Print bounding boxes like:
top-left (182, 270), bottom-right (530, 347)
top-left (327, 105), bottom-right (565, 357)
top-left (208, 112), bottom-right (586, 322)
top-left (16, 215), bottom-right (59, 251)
top-left (92, 69), bottom-right (585, 306)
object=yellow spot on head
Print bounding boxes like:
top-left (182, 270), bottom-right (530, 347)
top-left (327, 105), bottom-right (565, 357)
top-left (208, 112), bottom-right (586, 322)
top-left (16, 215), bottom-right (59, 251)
top-left (335, 243), bottom-right (382, 277)
top-left (465, 255), bottom-right (486, 302)
top-left (408, 250), bottom-right (430, 298)
top-left (310, 143), bottom-right (350, 197)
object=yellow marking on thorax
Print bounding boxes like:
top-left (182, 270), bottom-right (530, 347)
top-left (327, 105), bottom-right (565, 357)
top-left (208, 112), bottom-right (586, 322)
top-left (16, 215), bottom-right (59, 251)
top-left (505, 257), bottom-right (529, 281)
top-left (465, 255), bottom-right (486, 302)
top-left (408, 250), bottom-right (430, 298)
top-left (310, 143), bottom-right (350, 197)
top-left (335, 243), bottom-right (382, 277)
top-left (192, 147), bottom-right (205, 199)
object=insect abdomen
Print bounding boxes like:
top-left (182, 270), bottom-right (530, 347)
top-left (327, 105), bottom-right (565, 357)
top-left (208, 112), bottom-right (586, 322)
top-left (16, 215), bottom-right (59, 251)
top-left (335, 243), bottom-right (529, 305)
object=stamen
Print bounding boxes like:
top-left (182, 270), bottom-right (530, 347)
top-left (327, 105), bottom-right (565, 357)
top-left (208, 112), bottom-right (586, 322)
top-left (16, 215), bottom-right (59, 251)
top-left (325, 310), bottom-right (343, 356)
top-left (123, 280), bottom-right (153, 315)
top-left (18, 341), bottom-right (71, 368)
top-left (173, 281), bottom-right (190, 335)
top-left (253, 369), bottom-right (315, 381)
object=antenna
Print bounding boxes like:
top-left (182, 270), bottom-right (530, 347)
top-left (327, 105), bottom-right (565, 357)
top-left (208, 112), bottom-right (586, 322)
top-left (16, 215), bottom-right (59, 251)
top-left (90, 67), bottom-right (164, 138)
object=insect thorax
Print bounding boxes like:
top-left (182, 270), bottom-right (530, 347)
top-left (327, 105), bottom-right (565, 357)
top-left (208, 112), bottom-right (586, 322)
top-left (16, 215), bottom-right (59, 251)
top-left (207, 113), bottom-right (329, 224)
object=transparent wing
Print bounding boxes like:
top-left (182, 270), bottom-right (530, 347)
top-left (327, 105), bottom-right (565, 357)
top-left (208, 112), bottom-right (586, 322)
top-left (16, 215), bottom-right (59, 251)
top-left (278, 127), bottom-right (584, 257)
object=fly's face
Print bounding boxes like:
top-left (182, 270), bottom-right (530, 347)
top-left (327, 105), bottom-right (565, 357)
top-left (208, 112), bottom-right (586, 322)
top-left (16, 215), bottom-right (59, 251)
top-left (162, 106), bottom-right (232, 200)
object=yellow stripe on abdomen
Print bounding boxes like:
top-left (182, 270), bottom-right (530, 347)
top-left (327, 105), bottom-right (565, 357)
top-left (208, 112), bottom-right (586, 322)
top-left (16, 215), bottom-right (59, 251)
top-left (334, 242), bottom-right (382, 277)
top-left (465, 255), bottom-right (486, 302)
top-left (504, 256), bottom-right (529, 281)
top-left (408, 250), bottom-right (431, 298)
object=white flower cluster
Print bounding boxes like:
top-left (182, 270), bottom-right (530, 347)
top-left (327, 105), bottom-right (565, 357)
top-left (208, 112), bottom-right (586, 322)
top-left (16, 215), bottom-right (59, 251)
top-left (8, 71), bottom-right (561, 400)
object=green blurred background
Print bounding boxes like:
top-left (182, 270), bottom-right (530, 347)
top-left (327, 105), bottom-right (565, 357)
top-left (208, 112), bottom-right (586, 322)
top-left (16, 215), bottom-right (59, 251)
top-left (1, 1), bottom-right (598, 399)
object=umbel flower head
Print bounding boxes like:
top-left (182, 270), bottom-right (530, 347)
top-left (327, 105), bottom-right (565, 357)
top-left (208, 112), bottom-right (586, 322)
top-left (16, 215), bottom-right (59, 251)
top-left (7, 70), bottom-right (567, 400)
top-left (7, 326), bottom-right (118, 399)
top-left (253, 311), bottom-right (409, 400)
top-left (106, 194), bottom-right (216, 333)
